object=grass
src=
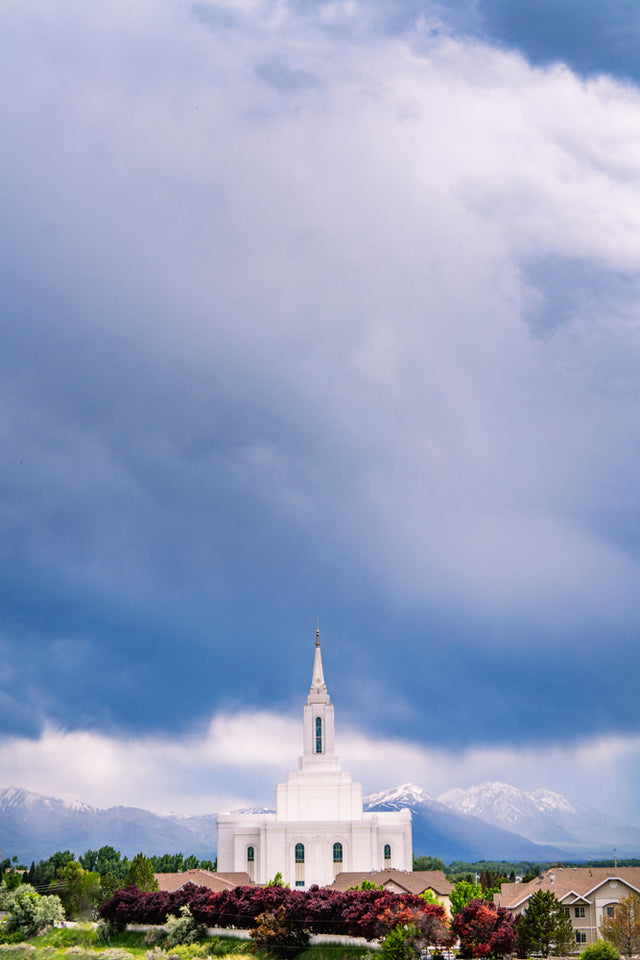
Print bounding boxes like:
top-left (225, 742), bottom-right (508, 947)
top-left (0, 926), bottom-right (372, 960)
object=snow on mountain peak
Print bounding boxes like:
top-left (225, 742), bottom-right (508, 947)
top-left (364, 782), bottom-right (435, 808)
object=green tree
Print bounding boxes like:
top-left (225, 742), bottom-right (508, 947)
top-left (98, 871), bottom-right (124, 906)
top-left (80, 846), bottom-right (128, 880)
top-left (413, 856), bottom-right (446, 872)
top-left (264, 872), bottom-right (289, 888)
top-left (26, 851), bottom-right (76, 891)
top-left (379, 925), bottom-right (416, 960)
top-left (3, 885), bottom-right (65, 937)
top-left (420, 889), bottom-right (445, 907)
top-left (4, 872), bottom-right (23, 891)
top-left (517, 889), bottom-right (574, 957)
top-left (600, 895), bottom-right (640, 957)
top-left (56, 861), bottom-right (101, 918)
top-left (126, 852), bottom-right (159, 891)
top-left (349, 879), bottom-right (384, 890)
top-left (451, 880), bottom-right (485, 915)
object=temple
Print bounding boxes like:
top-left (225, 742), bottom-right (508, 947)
top-left (216, 628), bottom-right (412, 887)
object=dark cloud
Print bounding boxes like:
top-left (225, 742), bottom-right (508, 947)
top-left (1, 0), bottom-right (640, 820)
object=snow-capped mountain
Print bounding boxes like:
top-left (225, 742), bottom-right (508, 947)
top-left (365, 783), bottom-right (436, 809)
top-left (437, 781), bottom-right (640, 853)
top-left (363, 783), bottom-right (564, 862)
top-left (3, 780), bottom-right (640, 864)
top-left (0, 786), bottom-right (218, 863)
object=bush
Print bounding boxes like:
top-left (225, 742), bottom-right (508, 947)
top-left (165, 906), bottom-right (208, 947)
top-left (250, 906), bottom-right (310, 959)
top-left (2, 888), bottom-right (65, 938)
top-left (581, 943), bottom-right (621, 960)
top-left (379, 925), bottom-right (416, 960)
top-left (0, 947), bottom-right (36, 960)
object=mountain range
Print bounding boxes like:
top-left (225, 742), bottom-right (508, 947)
top-left (2, 781), bottom-right (640, 865)
top-left (366, 782), bottom-right (640, 862)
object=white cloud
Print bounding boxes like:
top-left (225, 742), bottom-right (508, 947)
top-left (1, 711), bottom-right (639, 824)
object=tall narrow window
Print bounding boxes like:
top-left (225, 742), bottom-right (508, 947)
top-left (315, 716), bottom-right (323, 753)
top-left (295, 842), bottom-right (305, 887)
top-left (384, 844), bottom-right (391, 862)
top-left (333, 841), bottom-right (343, 879)
top-left (247, 845), bottom-right (255, 881)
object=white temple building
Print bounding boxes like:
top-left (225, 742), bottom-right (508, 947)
top-left (216, 629), bottom-right (412, 888)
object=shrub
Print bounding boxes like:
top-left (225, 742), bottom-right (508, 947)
top-left (3, 888), bottom-right (65, 938)
top-left (581, 943), bottom-right (621, 960)
top-left (379, 925), bottom-right (416, 960)
top-left (144, 928), bottom-right (169, 947)
top-left (165, 906), bottom-right (208, 947)
top-left (250, 906), bottom-right (310, 959)
top-left (0, 947), bottom-right (36, 960)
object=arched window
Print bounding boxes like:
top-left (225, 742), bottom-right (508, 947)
top-left (384, 844), bottom-right (391, 861)
top-left (333, 842), bottom-right (343, 863)
top-left (295, 843), bottom-right (305, 863)
top-left (247, 846), bottom-right (254, 862)
top-left (315, 716), bottom-right (322, 753)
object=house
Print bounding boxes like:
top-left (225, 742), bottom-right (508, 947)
top-left (495, 866), bottom-right (640, 948)
top-left (330, 868), bottom-right (453, 913)
top-left (217, 629), bottom-right (412, 888)
top-left (154, 869), bottom-right (252, 893)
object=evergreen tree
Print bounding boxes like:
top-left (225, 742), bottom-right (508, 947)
top-left (517, 889), bottom-right (574, 957)
top-left (126, 852), bottom-right (159, 891)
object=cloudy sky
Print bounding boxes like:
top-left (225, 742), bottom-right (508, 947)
top-left (2, 0), bottom-right (640, 831)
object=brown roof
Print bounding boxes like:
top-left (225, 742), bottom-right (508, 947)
top-left (330, 869), bottom-right (453, 896)
top-left (497, 867), bottom-right (640, 909)
top-left (155, 870), bottom-right (252, 893)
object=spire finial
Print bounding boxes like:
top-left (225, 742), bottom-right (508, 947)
top-left (316, 621), bottom-right (320, 647)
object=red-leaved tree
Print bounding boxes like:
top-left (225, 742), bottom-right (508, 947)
top-left (451, 898), bottom-right (517, 958)
top-left (100, 883), bottom-right (452, 943)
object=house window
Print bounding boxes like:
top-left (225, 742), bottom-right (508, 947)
top-left (575, 907), bottom-right (586, 918)
top-left (295, 843), bottom-right (305, 863)
top-left (333, 842), bottom-right (343, 863)
top-left (576, 933), bottom-right (587, 944)
top-left (384, 844), bottom-right (391, 861)
top-left (247, 846), bottom-right (254, 862)
top-left (315, 717), bottom-right (322, 753)
top-left (607, 906), bottom-right (615, 917)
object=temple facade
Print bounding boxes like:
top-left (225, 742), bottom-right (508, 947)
top-left (216, 630), bottom-right (412, 887)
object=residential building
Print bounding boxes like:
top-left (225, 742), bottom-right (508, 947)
top-left (331, 868), bottom-right (453, 913)
top-left (496, 866), bottom-right (640, 948)
top-left (154, 869), bottom-right (251, 892)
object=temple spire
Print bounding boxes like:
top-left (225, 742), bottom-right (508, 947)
top-left (308, 624), bottom-right (329, 702)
